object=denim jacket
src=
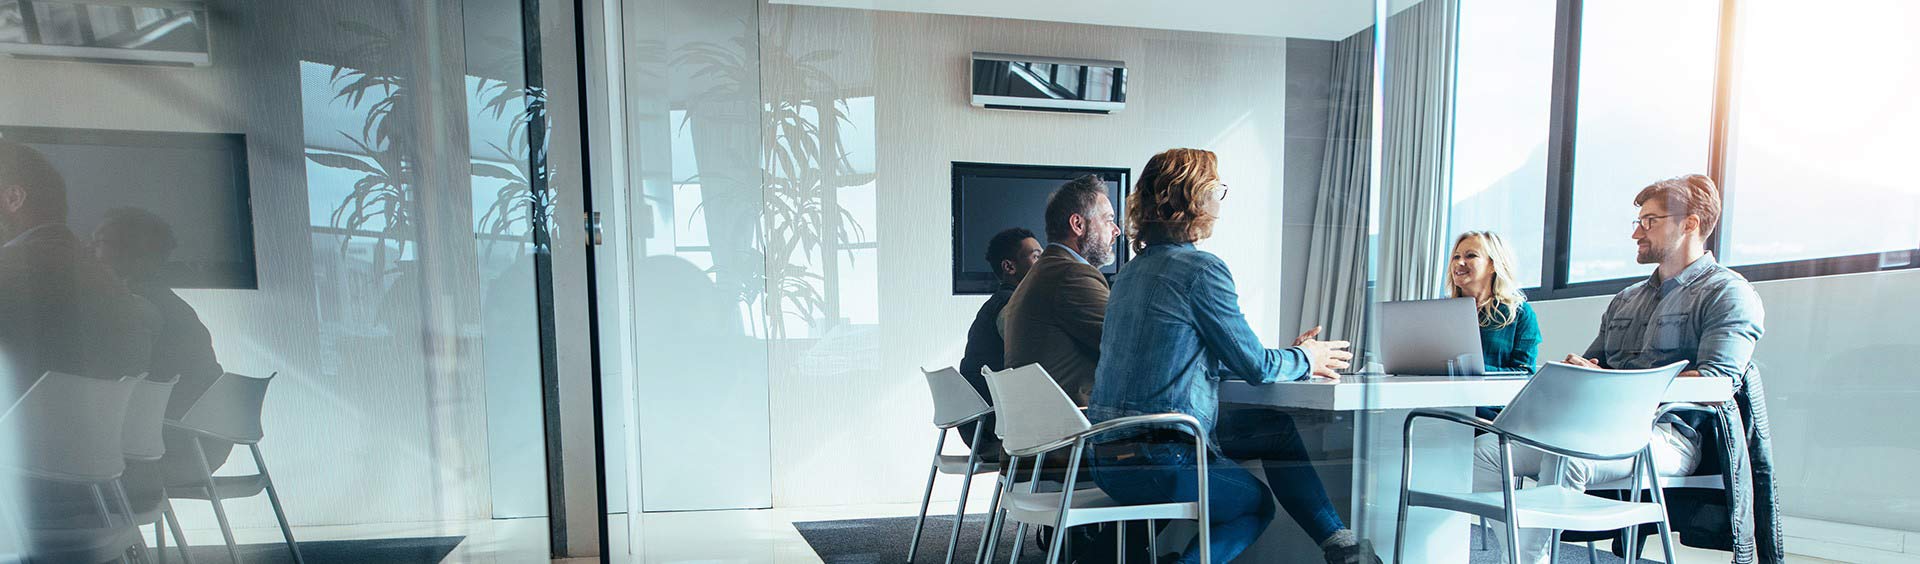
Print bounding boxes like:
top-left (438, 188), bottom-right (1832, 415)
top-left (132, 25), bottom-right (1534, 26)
top-left (1087, 243), bottom-right (1311, 446)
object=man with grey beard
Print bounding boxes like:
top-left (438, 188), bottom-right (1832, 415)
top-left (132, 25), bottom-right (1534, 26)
top-left (1000, 175), bottom-right (1119, 406)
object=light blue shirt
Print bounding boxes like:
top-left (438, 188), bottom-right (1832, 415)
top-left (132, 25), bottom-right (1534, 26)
top-left (1048, 242), bottom-right (1090, 265)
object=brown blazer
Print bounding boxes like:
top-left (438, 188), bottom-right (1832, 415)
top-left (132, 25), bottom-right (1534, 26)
top-left (1001, 245), bottom-right (1108, 405)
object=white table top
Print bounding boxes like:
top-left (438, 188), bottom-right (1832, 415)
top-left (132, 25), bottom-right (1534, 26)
top-left (1219, 374), bottom-right (1733, 411)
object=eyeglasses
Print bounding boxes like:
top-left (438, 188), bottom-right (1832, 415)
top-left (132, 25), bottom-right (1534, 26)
top-left (1211, 182), bottom-right (1229, 201)
top-left (1631, 214), bottom-right (1673, 231)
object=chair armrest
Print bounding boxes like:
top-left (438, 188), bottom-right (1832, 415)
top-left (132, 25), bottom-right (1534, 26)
top-left (1003, 413), bottom-right (1208, 458)
top-left (1405, 408), bottom-right (1499, 434)
top-left (1655, 403), bottom-right (1717, 419)
top-left (936, 407), bottom-right (995, 429)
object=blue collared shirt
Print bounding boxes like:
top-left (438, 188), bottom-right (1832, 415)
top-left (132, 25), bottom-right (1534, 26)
top-left (1048, 242), bottom-right (1089, 265)
top-left (1087, 242), bottom-right (1312, 447)
top-left (1583, 252), bottom-right (1765, 389)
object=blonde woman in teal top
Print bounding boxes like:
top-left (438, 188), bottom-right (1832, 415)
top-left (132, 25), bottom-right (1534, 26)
top-left (1448, 231), bottom-right (1539, 373)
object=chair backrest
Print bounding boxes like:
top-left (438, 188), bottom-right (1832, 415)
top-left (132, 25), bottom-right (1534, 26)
top-left (982, 364), bottom-right (1089, 455)
top-left (175, 372), bottom-right (276, 444)
top-left (121, 375), bottom-right (177, 461)
top-left (923, 366), bottom-right (991, 428)
top-left (0, 371), bottom-right (139, 482)
top-left (1492, 361), bottom-right (1688, 459)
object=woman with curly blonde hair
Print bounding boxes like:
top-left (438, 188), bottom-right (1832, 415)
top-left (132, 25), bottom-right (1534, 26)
top-left (1085, 148), bottom-right (1379, 564)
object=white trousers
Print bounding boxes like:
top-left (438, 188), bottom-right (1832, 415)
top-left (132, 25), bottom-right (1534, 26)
top-left (1470, 423), bottom-right (1701, 564)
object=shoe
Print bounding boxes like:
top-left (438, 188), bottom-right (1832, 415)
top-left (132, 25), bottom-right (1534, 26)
top-left (1323, 539), bottom-right (1383, 564)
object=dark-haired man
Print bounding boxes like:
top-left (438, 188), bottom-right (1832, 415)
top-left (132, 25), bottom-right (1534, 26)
top-left (957, 227), bottom-right (1041, 458)
top-left (0, 141), bottom-right (153, 398)
top-left (1001, 175), bottom-right (1118, 405)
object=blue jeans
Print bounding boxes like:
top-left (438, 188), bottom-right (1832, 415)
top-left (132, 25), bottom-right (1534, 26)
top-left (1092, 441), bottom-right (1274, 564)
top-left (1091, 409), bottom-right (1346, 564)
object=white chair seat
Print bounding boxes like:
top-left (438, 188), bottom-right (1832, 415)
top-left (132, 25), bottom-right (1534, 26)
top-left (1407, 485), bottom-right (1667, 532)
top-left (1002, 485), bottom-right (1199, 530)
top-left (1589, 473), bottom-right (1723, 491)
top-left (936, 454), bottom-right (1001, 475)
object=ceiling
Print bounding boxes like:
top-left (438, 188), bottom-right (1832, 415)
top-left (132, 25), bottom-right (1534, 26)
top-left (768, 0), bottom-right (1424, 41)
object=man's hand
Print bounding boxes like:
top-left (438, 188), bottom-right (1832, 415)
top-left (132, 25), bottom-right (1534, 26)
top-left (1562, 354), bottom-right (1601, 369)
top-left (1678, 370), bottom-right (1701, 378)
top-left (1293, 325), bottom-right (1323, 347)
top-left (1300, 338), bottom-right (1353, 379)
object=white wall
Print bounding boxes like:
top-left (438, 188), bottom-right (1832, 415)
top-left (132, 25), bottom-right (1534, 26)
top-left (1530, 268), bottom-right (1920, 533)
top-left (754, 4), bottom-right (1296, 507)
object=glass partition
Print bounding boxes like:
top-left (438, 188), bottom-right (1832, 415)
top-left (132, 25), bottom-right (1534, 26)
top-left (1, 1), bottom-right (573, 561)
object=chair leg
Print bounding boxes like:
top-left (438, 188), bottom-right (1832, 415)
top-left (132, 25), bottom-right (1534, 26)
top-left (1010, 524), bottom-right (1028, 564)
top-left (944, 454), bottom-right (982, 564)
top-left (910, 433), bottom-right (947, 564)
top-left (1477, 516), bottom-right (1488, 550)
top-left (90, 485), bottom-right (116, 527)
top-left (111, 481), bottom-right (151, 560)
top-left (251, 445), bottom-right (305, 564)
top-left (157, 520), bottom-right (167, 564)
top-left (1136, 521), bottom-right (1152, 564)
top-left (977, 467), bottom-right (1011, 564)
top-left (1586, 540), bottom-right (1597, 564)
top-left (1549, 531), bottom-right (1560, 562)
top-left (163, 499), bottom-right (196, 564)
top-left (1117, 521), bottom-right (1128, 564)
top-left (190, 438), bottom-right (241, 564)
top-left (1499, 441), bottom-right (1523, 564)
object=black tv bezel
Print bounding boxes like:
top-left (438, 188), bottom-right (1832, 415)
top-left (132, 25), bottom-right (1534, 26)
top-left (951, 161), bottom-right (1130, 296)
top-left (0, 125), bottom-right (258, 290)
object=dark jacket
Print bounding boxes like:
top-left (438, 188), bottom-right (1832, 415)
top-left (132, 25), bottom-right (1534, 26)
top-left (0, 225), bottom-right (154, 397)
top-left (957, 282), bottom-right (1016, 457)
top-left (1670, 363), bottom-right (1782, 564)
top-left (1001, 245), bottom-right (1108, 405)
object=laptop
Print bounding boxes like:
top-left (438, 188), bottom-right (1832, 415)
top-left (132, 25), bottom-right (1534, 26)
top-left (1378, 297), bottom-right (1532, 377)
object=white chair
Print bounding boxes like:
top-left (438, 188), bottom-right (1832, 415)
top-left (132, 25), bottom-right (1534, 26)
top-left (120, 375), bottom-right (193, 564)
top-left (163, 372), bottom-right (303, 564)
top-left (979, 364), bottom-right (1210, 564)
top-left (1574, 403), bottom-right (1727, 563)
top-left (1395, 361), bottom-right (1689, 564)
top-left (0, 371), bottom-right (144, 563)
top-left (909, 367), bottom-right (1004, 564)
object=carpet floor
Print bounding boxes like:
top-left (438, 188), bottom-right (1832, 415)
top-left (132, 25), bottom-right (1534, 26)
top-left (794, 515), bottom-right (1663, 563)
top-left (140, 535), bottom-right (464, 564)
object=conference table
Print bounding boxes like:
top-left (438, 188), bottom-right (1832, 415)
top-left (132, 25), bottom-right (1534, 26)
top-left (1214, 374), bottom-right (1733, 563)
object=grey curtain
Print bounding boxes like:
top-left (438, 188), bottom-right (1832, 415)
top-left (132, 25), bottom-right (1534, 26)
top-left (1298, 30), bottom-right (1375, 351)
top-left (1377, 0), bottom-right (1459, 302)
top-left (1299, 0), bottom-right (1459, 365)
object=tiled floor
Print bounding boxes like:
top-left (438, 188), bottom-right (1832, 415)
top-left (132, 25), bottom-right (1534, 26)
top-left (158, 501), bottom-right (1841, 563)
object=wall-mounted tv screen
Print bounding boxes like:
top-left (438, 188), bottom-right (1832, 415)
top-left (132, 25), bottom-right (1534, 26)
top-left (0, 126), bottom-right (257, 289)
top-left (952, 162), bottom-right (1129, 295)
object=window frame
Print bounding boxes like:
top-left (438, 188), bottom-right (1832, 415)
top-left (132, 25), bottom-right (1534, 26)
top-left (1522, 0), bottom-right (1920, 302)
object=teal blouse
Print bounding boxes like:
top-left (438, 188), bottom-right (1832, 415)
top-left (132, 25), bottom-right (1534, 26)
top-left (1479, 301), bottom-right (1541, 372)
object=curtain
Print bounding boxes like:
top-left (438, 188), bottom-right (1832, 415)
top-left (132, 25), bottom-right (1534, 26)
top-left (1298, 29), bottom-right (1376, 353)
top-left (1299, 0), bottom-right (1459, 365)
top-left (1377, 0), bottom-right (1459, 303)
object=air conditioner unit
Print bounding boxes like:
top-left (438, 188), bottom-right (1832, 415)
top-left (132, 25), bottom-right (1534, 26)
top-left (0, 0), bottom-right (212, 67)
top-left (971, 52), bottom-right (1125, 114)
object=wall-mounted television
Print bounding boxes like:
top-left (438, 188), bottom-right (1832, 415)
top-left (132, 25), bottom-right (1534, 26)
top-left (0, 126), bottom-right (257, 289)
top-left (952, 162), bottom-right (1129, 295)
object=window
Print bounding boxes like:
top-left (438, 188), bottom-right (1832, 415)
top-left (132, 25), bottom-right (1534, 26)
top-left (1448, 0), bottom-right (1557, 288)
top-left (1462, 0), bottom-right (1920, 301)
top-left (1719, 0), bottom-right (1920, 267)
top-left (1564, 0), bottom-right (1719, 284)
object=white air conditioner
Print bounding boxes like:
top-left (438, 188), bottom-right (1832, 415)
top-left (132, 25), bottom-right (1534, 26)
top-left (970, 52), bottom-right (1125, 114)
top-left (0, 0), bottom-right (212, 67)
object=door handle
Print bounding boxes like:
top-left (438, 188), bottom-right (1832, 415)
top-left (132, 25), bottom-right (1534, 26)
top-left (586, 211), bottom-right (604, 246)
